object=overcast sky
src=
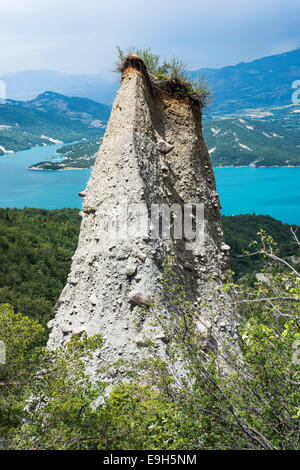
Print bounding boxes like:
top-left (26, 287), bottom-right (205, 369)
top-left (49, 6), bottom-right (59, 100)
top-left (0, 0), bottom-right (299, 77)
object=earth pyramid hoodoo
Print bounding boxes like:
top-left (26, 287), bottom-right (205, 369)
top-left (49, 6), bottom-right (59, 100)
top-left (47, 56), bottom-right (235, 377)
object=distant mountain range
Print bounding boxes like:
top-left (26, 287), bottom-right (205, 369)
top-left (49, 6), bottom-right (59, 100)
top-left (0, 70), bottom-right (119, 105)
top-left (1, 48), bottom-right (299, 113)
top-left (0, 92), bottom-right (109, 155)
top-left (192, 48), bottom-right (300, 115)
top-left (1, 48), bottom-right (300, 167)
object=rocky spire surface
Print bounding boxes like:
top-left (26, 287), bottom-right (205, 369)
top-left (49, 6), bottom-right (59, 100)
top-left (47, 57), bottom-right (235, 378)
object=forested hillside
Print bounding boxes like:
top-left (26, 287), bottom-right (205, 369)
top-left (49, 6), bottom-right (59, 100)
top-left (0, 92), bottom-right (109, 155)
top-left (0, 209), bottom-right (81, 328)
top-left (0, 208), bottom-right (299, 450)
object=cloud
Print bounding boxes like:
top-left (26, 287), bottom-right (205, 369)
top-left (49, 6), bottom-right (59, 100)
top-left (0, 0), bottom-right (299, 75)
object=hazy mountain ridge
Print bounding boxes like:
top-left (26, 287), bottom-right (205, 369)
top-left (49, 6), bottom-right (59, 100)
top-left (0, 70), bottom-right (119, 105)
top-left (191, 48), bottom-right (300, 115)
top-left (2, 48), bottom-right (300, 113)
top-left (2, 48), bottom-right (300, 165)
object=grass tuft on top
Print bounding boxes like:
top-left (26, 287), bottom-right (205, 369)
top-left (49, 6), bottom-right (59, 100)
top-left (115, 47), bottom-right (210, 109)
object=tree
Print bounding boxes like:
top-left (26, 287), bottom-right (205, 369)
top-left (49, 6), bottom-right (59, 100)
top-left (0, 303), bottom-right (44, 448)
top-left (16, 332), bottom-right (104, 450)
top-left (0, 303), bottom-right (104, 449)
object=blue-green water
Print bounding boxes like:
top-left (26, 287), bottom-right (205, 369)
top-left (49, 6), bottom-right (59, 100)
top-left (214, 166), bottom-right (300, 224)
top-left (0, 145), bottom-right (90, 210)
top-left (0, 145), bottom-right (299, 224)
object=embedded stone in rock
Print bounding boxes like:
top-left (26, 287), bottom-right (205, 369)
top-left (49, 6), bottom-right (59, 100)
top-left (83, 206), bottom-right (96, 215)
top-left (134, 335), bottom-right (151, 347)
top-left (221, 244), bottom-right (231, 251)
top-left (154, 333), bottom-right (168, 343)
top-left (156, 140), bottom-right (174, 154)
top-left (89, 294), bottom-right (98, 306)
top-left (125, 263), bottom-right (137, 277)
top-left (54, 284), bottom-right (69, 311)
top-left (128, 291), bottom-right (149, 306)
top-left (255, 273), bottom-right (272, 285)
top-left (79, 191), bottom-right (87, 198)
top-left (137, 252), bottom-right (146, 262)
top-left (184, 262), bottom-right (193, 271)
top-left (47, 319), bottom-right (55, 329)
top-left (60, 324), bottom-right (72, 334)
top-left (195, 319), bottom-right (212, 336)
top-left (71, 328), bottom-right (85, 337)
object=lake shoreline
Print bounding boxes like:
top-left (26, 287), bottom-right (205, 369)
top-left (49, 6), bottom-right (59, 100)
top-left (29, 166), bottom-right (91, 171)
top-left (2, 142), bottom-right (300, 170)
top-left (29, 163), bottom-right (300, 171)
top-left (0, 144), bottom-right (299, 225)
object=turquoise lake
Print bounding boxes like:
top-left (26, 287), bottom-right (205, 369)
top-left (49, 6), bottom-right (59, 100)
top-left (0, 144), bottom-right (299, 224)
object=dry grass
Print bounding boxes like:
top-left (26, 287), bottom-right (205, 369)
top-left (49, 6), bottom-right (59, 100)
top-left (116, 53), bottom-right (210, 109)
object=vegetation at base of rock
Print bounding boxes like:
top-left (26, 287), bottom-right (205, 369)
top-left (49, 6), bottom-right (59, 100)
top-left (0, 306), bottom-right (103, 449)
top-left (0, 304), bottom-right (45, 446)
top-left (0, 209), bottom-right (298, 335)
top-left (1, 232), bottom-right (299, 449)
top-left (128, 249), bottom-right (299, 450)
top-left (115, 47), bottom-right (210, 108)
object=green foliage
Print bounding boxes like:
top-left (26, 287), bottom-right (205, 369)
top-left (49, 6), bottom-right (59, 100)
top-left (0, 208), bottom-right (81, 329)
top-left (0, 303), bottom-right (45, 447)
top-left (115, 46), bottom-right (209, 104)
top-left (95, 383), bottom-right (196, 450)
top-left (16, 332), bottom-right (103, 450)
top-left (116, 46), bottom-right (161, 75)
top-left (222, 214), bottom-right (299, 278)
top-left (131, 251), bottom-right (300, 450)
